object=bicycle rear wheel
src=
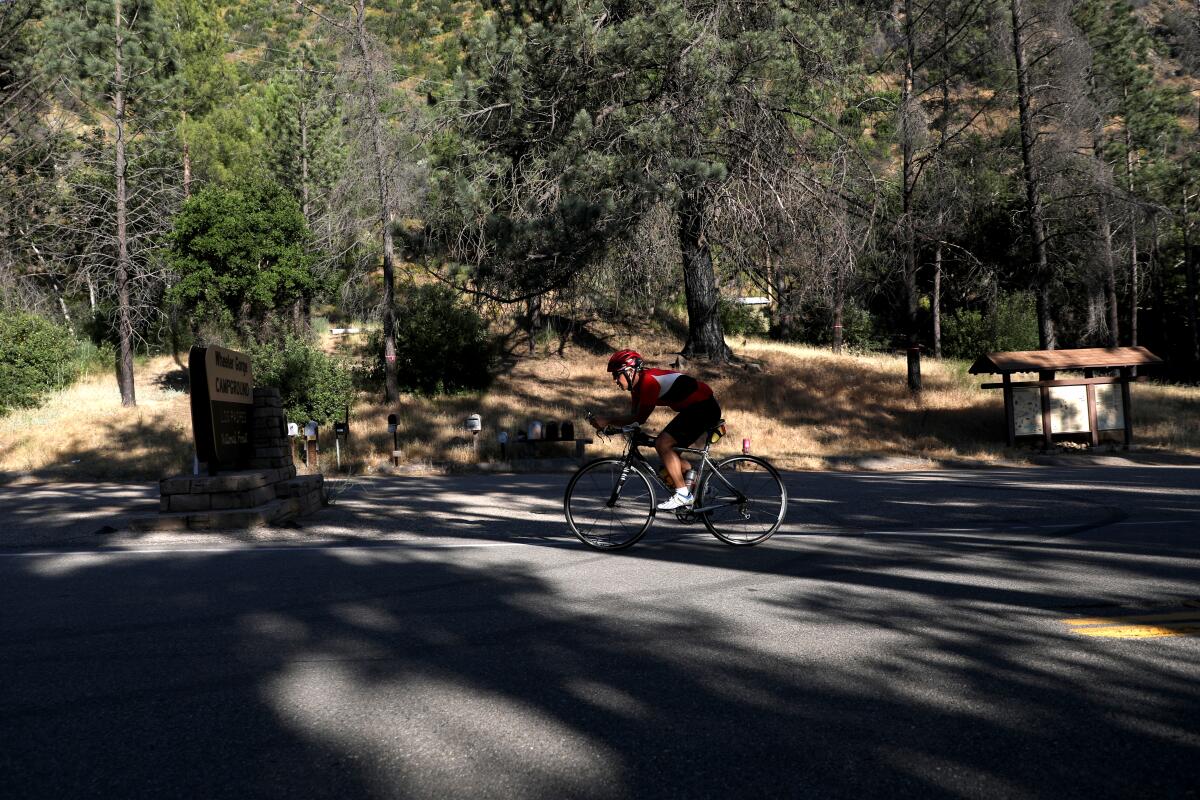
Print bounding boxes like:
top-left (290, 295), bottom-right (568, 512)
top-left (564, 459), bottom-right (656, 550)
top-left (698, 455), bottom-right (787, 545)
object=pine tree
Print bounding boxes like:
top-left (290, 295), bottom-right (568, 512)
top-left (436, 0), bottom-right (842, 364)
top-left (0, 0), bottom-right (69, 320)
top-left (42, 0), bottom-right (180, 406)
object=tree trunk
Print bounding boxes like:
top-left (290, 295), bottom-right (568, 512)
top-left (933, 38), bottom-right (950, 361)
top-left (900, 0), bottom-right (920, 351)
top-left (294, 104), bottom-right (311, 334)
top-left (1009, 0), bottom-right (1055, 349)
top-left (114, 0), bottom-right (135, 407)
top-left (764, 250), bottom-right (777, 333)
top-left (57, 288), bottom-right (75, 337)
top-left (299, 101), bottom-right (310, 220)
top-left (832, 268), bottom-right (845, 355)
top-left (932, 241), bottom-right (942, 358)
top-left (1125, 122), bottom-right (1138, 348)
top-left (677, 193), bottom-right (731, 363)
top-left (353, 0), bottom-right (397, 402)
top-left (526, 294), bottom-right (541, 354)
top-left (1184, 190), bottom-right (1199, 362)
top-left (1091, 110), bottom-right (1119, 346)
top-left (182, 111), bottom-right (191, 199)
top-left (1151, 210), bottom-right (1165, 353)
top-left (1098, 192), bottom-right (1119, 346)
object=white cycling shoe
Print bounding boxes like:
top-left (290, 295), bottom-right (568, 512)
top-left (657, 490), bottom-right (694, 511)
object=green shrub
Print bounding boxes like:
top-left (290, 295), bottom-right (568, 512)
top-left (719, 298), bottom-right (769, 337)
top-left (373, 284), bottom-right (494, 395)
top-left (942, 292), bottom-right (1039, 359)
top-left (76, 339), bottom-right (117, 378)
top-left (0, 311), bottom-right (80, 414)
top-left (780, 301), bottom-right (882, 350)
top-left (167, 175), bottom-right (319, 340)
top-left (251, 336), bottom-right (353, 424)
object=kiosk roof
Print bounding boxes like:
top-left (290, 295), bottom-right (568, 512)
top-left (968, 346), bottom-right (1162, 375)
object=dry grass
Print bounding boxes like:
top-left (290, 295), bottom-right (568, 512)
top-left (0, 355), bottom-right (194, 481)
top-left (3, 338), bottom-right (1198, 482)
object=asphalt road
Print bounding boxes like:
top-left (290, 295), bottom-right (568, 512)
top-left (1, 465), bottom-right (1198, 799)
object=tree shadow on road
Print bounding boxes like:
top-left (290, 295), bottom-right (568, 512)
top-left (3, 468), bottom-right (1198, 797)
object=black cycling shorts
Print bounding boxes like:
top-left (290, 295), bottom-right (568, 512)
top-left (662, 396), bottom-right (722, 448)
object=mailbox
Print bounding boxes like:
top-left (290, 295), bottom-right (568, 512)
top-left (497, 431), bottom-right (509, 445)
top-left (334, 421), bottom-right (349, 439)
top-left (387, 413), bottom-right (398, 434)
top-left (287, 422), bottom-right (299, 437)
top-left (466, 413), bottom-right (482, 434)
top-left (304, 421), bottom-right (318, 440)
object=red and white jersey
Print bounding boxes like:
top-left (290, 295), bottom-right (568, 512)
top-left (632, 368), bottom-right (714, 422)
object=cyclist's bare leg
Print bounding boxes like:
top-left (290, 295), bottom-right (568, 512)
top-left (655, 433), bottom-right (690, 490)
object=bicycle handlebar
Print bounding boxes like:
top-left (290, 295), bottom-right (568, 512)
top-left (586, 411), bottom-right (649, 441)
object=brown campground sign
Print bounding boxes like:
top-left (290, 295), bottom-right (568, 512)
top-left (189, 346), bottom-right (254, 471)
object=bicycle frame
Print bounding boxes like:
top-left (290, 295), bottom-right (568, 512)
top-left (602, 423), bottom-right (747, 515)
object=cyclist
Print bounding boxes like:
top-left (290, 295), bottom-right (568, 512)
top-left (590, 349), bottom-right (721, 511)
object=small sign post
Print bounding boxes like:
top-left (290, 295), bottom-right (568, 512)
top-left (334, 421), bottom-right (348, 469)
top-left (387, 413), bottom-right (399, 466)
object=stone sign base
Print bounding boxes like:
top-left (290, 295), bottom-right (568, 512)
top-left (128, 467), bottom-right (323, 531)
top-left (128, 385), bottom-right (325, 532)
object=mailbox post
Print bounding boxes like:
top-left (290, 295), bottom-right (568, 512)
top-left (387, 413), bottom-right (399, 466)
top-left (466, 413), bottom-right (482, 459)
top-left (287, 421), bottom-right (299, 464)
top-left (304, 421), bottom-right (319, 470)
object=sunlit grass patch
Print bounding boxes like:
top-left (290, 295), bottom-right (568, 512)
top-left (0, 355), bottom-right (194, 481)
top-left (3, 336), bottom-right (1198, 482)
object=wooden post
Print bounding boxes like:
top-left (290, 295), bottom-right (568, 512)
top-left (1120, 367), bottom-right (1134, 448)
top-left (1084, 368), bottom-right (1099, 447)
top-left (1002, 374), bottom-right (1015, 447)
top-left (1085, 385), bottom-right (1099, 447)
top-left (1039, 386), bottom-right (1053, 449)
top-left (1039, 370), bottom-right (1055, 449)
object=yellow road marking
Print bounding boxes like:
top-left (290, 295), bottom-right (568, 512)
top-left (1064, 611), bottom-right (1200, 626)
top-left (1063, 604), bottom-right (1200, 638)
top-left (1070, 624), bottom-right (1200, 639)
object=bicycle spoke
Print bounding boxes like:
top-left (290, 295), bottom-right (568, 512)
top-left (565, 459), bottom-right (655, 549)
top-left (699, 456), bottom-right (787, 545)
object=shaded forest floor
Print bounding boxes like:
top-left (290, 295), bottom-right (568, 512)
top-left (2, 335), bottom-right (1199, 483)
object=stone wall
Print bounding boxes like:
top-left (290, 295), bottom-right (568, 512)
top-left (130, 386), bottom-right (324, 531)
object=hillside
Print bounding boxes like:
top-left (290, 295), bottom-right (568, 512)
top-left (2, 340), bottom-right (1197, 483)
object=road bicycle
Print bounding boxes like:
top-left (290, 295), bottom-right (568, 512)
top-left (564, 416), bottom-right (788, 550)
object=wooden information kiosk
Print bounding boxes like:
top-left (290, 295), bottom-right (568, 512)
top-left (969, 347), bottom-right (1162, 448)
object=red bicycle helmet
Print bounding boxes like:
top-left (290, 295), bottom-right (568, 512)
top-left (607, 349), bottom-right (643, 373)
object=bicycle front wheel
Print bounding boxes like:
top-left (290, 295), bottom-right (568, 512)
top-left (564, 459), bottom-right (656, 550)
top-left (698, 455), bottom-right (787, 545)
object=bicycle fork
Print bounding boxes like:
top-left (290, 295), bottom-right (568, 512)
top-left (606, 460), bottom-right (635, 508)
